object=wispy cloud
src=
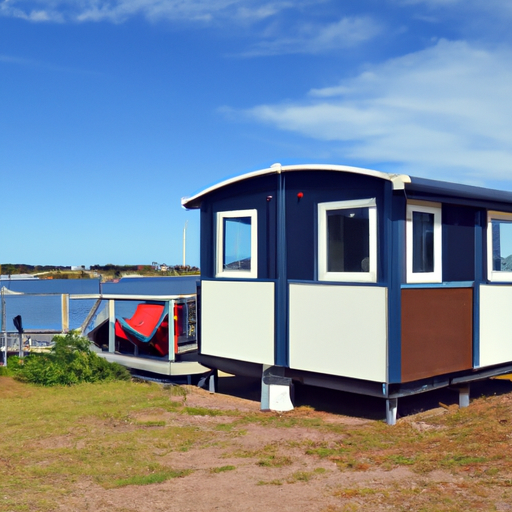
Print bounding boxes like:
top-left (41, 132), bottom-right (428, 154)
top-left (0, 0), bottom-right (380, 57)
top-left (394, 0), bottom-right (512, 43)
top-left (236, 40), bottom-right (512, 183)
top-left (0, 0), bottom-right (62, 21)
top-left (397, 0), bottom-right (460, 5)
top-left (396, 0), bottom-right (512, 17)
top-left (0, 52), bottom-right (101, 74)
top-left (240, 16), bottom-right (382, 56)
top-left (0, 0), bottom-right (300, 24)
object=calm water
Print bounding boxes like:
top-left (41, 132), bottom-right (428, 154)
top-left (0, 277), bottom-right (198, 332)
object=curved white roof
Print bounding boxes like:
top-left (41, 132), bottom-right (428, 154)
top-left (181, 163), bottom-right (411, 209)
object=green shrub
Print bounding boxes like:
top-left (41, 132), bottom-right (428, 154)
top-left (8, 332), bottom-right (130, 386)
top-left (0, 365), bottom-right (11, 376)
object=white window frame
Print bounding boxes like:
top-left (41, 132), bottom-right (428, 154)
top-left (406, 201), bottom-right (442, 283)
top-left (216, 209), bottom-right (258, 279)
top-left (318, 198), bottom-right (377, 283)
top-left (487, 211), bottom-right (512, 282)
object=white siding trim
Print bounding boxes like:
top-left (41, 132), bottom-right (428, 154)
top-left (289, 283), bottom-right (387, 382)
top-left (487, 211), bottom-right (512, 283)
top-left (201, 280), bottom-right (274, 365)
top-left (479, 285), bottom-right (512, 367)
top-left (406, 202), bottom-right (442, 283)
top-left (216, 209), bottom-right (258, 279)
top-left (318, 198), bottom-right (377, 283)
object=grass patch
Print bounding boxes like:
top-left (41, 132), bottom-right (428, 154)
top-left (0, 378), bottom-right (214, 509)
top-left (240, 412), bottom-right (325, 429)
top-left (257, 455), bottom-right (293, 468)
top-left (215, 423), bottom-right (237, 432)
top-left (110, 468), bottom-right (193, 488)
top-left (257, 479), bottom-right (283, 486)
top-left (386, 454), bottom-right (417, 465)
top-left (2, 376), bottom-right (512, 510)
top-left (183, 406), bottom-right (226, 416)
top-left (333, 487), bottom-right (378, 498)
top-left (135, 420), bottom-right (166, 427)
top-left (287, 471), bottom-right (314, 483)
top-left (210, 465), bottom-right (236, 474)
top-left (441, 454), bottom-right (489, 467)
top-left (229, 443), bottom-right (278, 459)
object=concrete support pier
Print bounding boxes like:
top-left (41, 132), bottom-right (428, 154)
top-left (198, 369), bottom-right (218, 393)
top-left (261, 365), bottom-right (294, 412)
top-left (386, 398), bottom-right (398, 425)
top-left (456, 383), bottom-right (471, 408)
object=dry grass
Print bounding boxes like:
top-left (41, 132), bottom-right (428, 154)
top-left (1, 376), bottom-right (512, 511)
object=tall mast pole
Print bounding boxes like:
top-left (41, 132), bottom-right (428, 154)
top-left (182, 221), bottom-right (188, 267)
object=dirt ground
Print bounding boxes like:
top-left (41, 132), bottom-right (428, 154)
top-left (52, 375), bottom-right (512, 512)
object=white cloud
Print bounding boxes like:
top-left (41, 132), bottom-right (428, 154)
top-left (0, 0), bottom-right (379, 58)
top-left (241, 16), bottom-right (382, 56)
top-left (241, 40), bottom-right (512, 183)
top-left (0, 0), bottom-right (300, 23)
top-left (398, 0), bottom-right (459, 5)
top-left (0, 52), bottom-right (100, 73)
top-left (397, 0), bottom-right (512, 17)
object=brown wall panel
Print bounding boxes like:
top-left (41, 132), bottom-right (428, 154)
top-left (401, 288), bottom-right (473, 382)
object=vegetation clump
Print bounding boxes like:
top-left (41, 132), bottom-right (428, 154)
top-left (7, 331), bottom-right (130, 386)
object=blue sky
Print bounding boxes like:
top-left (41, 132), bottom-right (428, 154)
top-left (2, 0), bottom-right (512, 267)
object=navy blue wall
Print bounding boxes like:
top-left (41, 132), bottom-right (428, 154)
top-left (200, 174), bottom-right (278, 279)
top-left (199, 170), bottom-right (394, 284)
top-left (283, 171), bottom-right (388, 282)
top-left (442, 205), bottom-right (478, 282)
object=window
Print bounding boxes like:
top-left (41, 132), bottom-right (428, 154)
top-left (487, 211), bottom-right (512, 282)
top-left (216, 209), bottom-right (258, 278)
top-left (406, 202), bottom-right (442, 283)
top-left (318, 198), bottom-right (377, 282)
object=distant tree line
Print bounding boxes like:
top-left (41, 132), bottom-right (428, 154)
top-left (0, 263), bottom-right (200, 277)
top-left (0, 263), bottom-right (71, 275)
top-left (90, 264), bottom-right (140, 272)
top-left (90, 264), bottom-right (200, 274)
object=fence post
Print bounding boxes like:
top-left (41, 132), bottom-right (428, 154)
top-left (2, 333), bottom-right (6, 366)
top-left (1, 288), bottom-right (5, 365)
top-left (108, 300), bottom-right (115, 353)
top-left (168, 299), bottom-right (175, 363)
top-left (61, 294), bottom-right (69, 332)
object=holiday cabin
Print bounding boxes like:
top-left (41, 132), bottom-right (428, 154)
top-left (182, 163), bottom-right (512, 424)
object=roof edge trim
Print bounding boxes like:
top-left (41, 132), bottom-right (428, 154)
top-left (181, 164), bottom-right (411, 209)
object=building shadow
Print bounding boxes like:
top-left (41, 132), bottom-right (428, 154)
top-left (215, 373), bottom-right (512, 422)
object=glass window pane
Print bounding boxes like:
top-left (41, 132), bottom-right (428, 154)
top-left (223, 217), bottom-right (252, 271)
top-left (491, 219), bottom-right (512, 271)
top-left (327, 208), bottom-right (369, 273)
top-left (412, 211), bottom-right (434, 273)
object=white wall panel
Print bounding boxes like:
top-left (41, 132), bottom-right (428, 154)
top-left (289, 284), bottom-right (387, 382)
top-left (479, 285), bottom-right (512, 367)
top-left (201, 280), bottom-right (275, 365)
